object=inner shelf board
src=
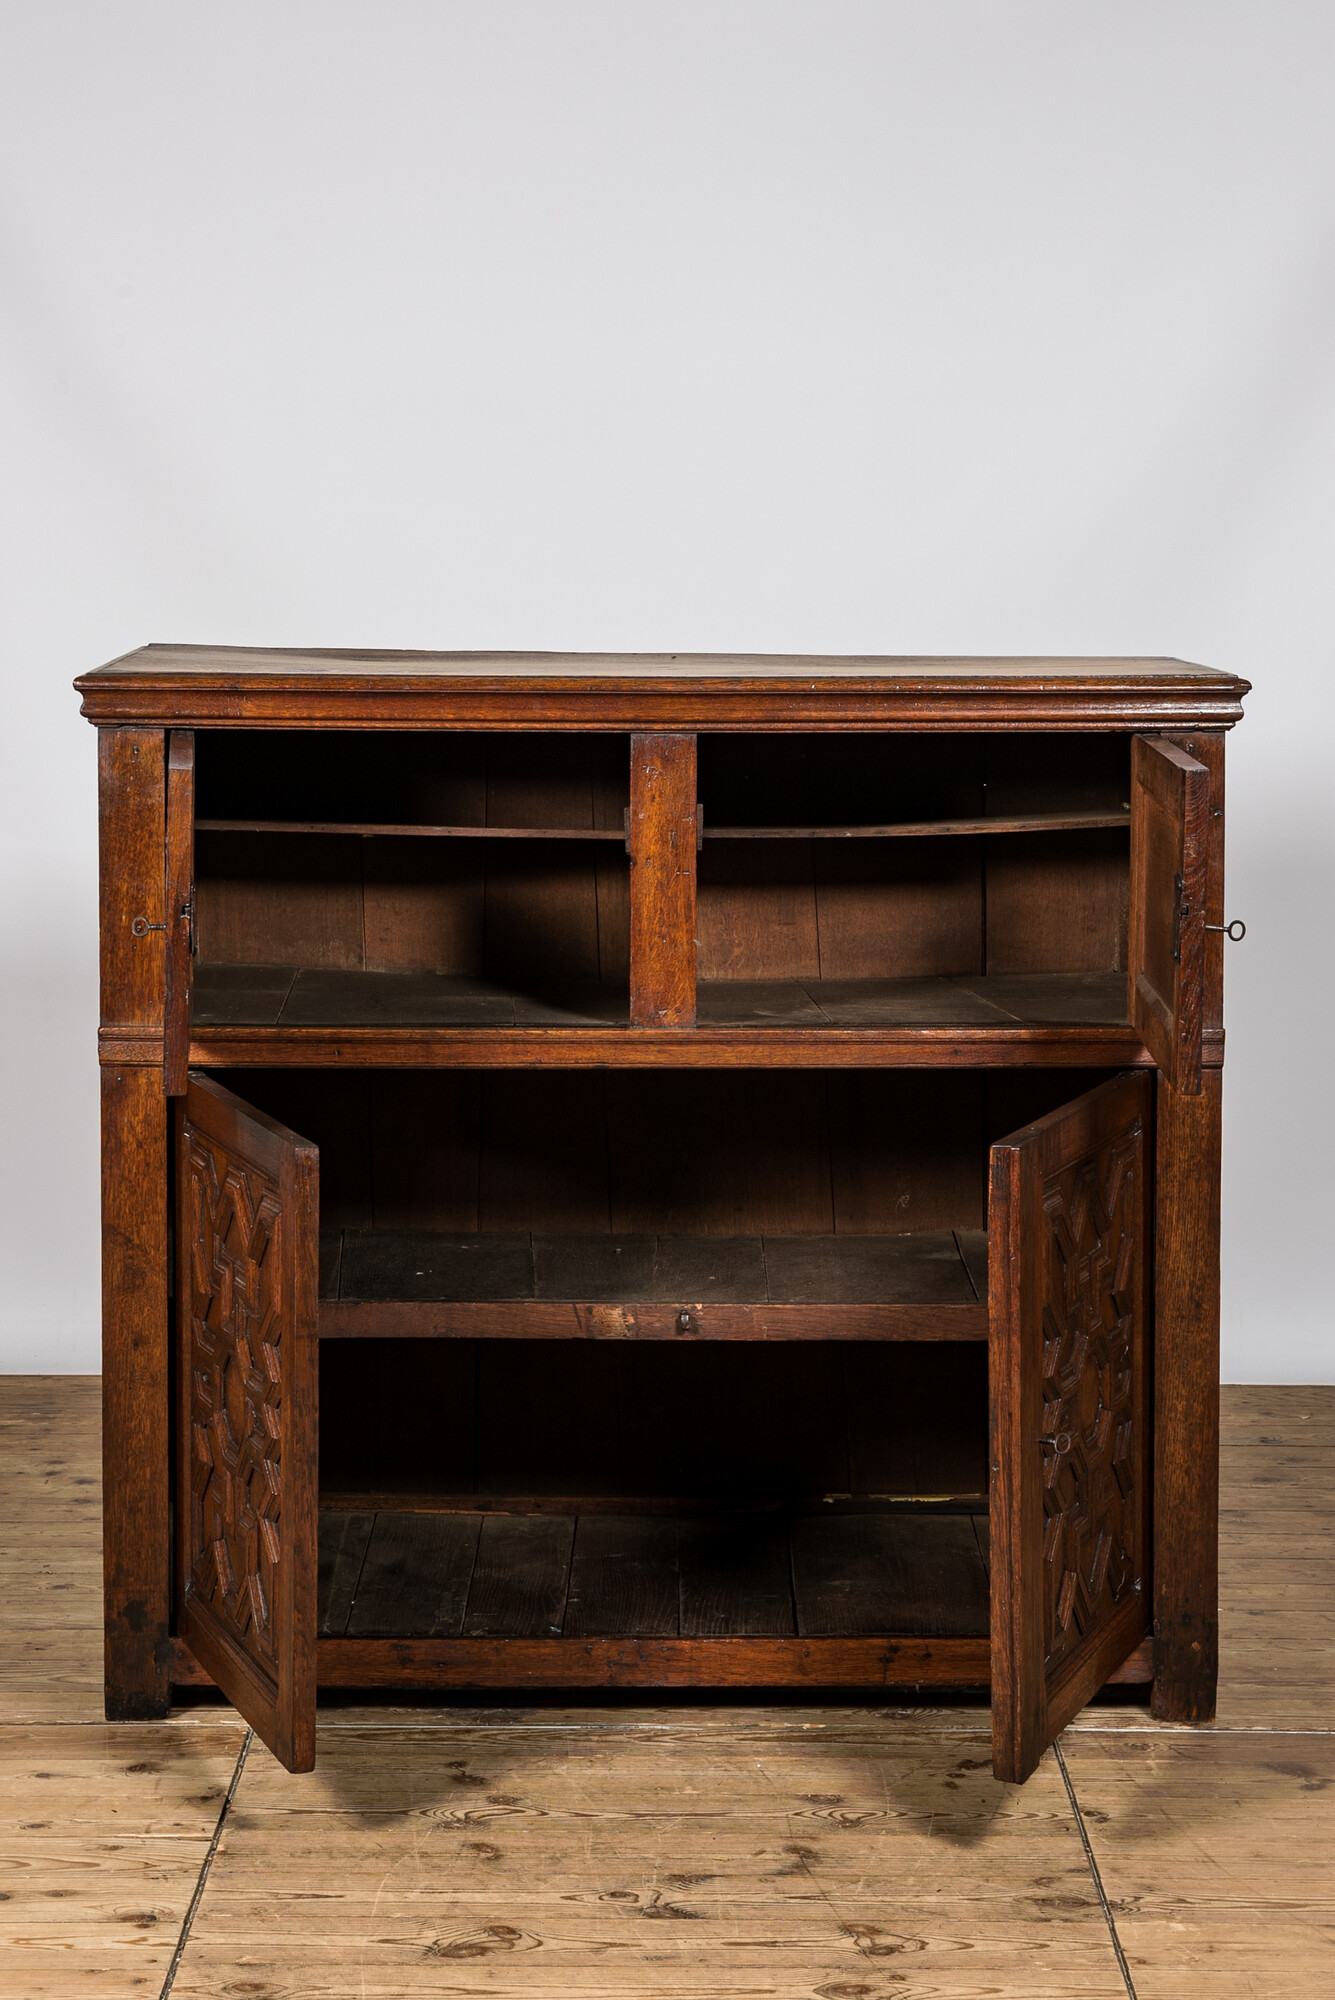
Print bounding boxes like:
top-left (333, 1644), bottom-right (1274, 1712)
top-left (318, 1506), bottom-right (992, 1641)
top-left (317, 1228), bottom-right (989, 1342)
top-left (193, 964), bottom-right (1130, 1031)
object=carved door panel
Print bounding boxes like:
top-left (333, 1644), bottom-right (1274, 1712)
top-left (176, 1073), bottom-right (319, 1772)
top-left (988, 1070), bottom-right (1152, 1783)
top-left (163, 730), bottom-right (195, 1096)
top-left (1129, 735), bottom-right (1209, 1096)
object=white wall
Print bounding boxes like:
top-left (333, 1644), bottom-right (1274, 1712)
top-left (2, 2), bottom-right (1332, 1377)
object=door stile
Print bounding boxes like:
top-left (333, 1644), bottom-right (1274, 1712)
top-left (163, 730), bottom-right (195, 1095)
top-left (989, 1070), bottom-right (1153, 1782)
top-left (1129, 735), bottom-right (1209, 1094)
top-left (176, 1073), bottom-right (319, 1771)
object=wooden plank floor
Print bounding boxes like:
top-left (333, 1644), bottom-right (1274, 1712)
top-left (3, 1377), bottom-right (1333, 1997)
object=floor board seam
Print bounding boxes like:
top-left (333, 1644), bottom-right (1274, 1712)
top-left (158, 1725), bottom-right (253, 2000)
top-left (1055, 1734), bottom-right (1138, 2000)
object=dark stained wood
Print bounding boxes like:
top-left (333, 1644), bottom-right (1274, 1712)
top-left (198, 818), bottom-right (625, 838)
top-left (344, 1512), bottom-right (482, 1638)
top-left (326, 1226), bottom-right (981, 1307)
top-left (461, 1514), bottom-right (576, 1637)
top-left (629, 732), bottom-right (697, 1025)
top-left (983, 733), bottom-right (1131, 980)
top-left (188, 963), bottom-right (1141, 1043)
top-left (318, 1226), bottom-right (987, 1341)
top-left (189, 1018), bottom-right (1210, 1069)
top-left (77, 647), bottom-right (1251, 734)
top-left (313, 1633), bottom-right (995, 1685)
top-left (564, 1515), bottom-right (681, 1636)
top-left (706, 810), bottom-right (1130, 838)
top-left (86, 653), bottom-right (1240, 1777)
top-left (192, 962), bottom-right (298, 1026)
top-left (678, 1516), bottom-right (796, 1636)
top-left (791, 1514), bottom-right (990, 1637)
top-left (1152, 1068), bottom-right (1222, 1723)
top-left (1129, 734), bottom-right (1210, 1094)
top-left (1167, 730), bottom-right (1226, 1038)
top-left (99, 726), bottom-right (167, 1060)
top-left (97, 725), bottom-right (173, 1721)
top-left (100, 1064), bottom-right (171, 1719)
top-left (319, 1298), bottom-right (985, 1341)
top-left (194, 830), bottom-right (366, 969)
top-left (317, 1511), bottom-right (373, 1636)
top-left (172, 1626), bottom-right (1152, 1690)
top-left (175, 1072), bottom-right (320, 1773)
top-left (762, 1233), bottom-right (978, 1305)
top-left (162, 729), bottom-right (195, 1094)
top-left (988, 1070), bottom-right (1152, 1784)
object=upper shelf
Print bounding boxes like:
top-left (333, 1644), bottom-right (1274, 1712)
top-left (197, 810), bottom-right (1131, 842)
top-left (197, 819), bottom-right (626, 841)
top-left (703, 811), bottom-right (1129, 840)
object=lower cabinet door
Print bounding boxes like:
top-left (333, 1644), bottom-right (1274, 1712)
top-left (988, 1070), bottom-right (1153, 1783)
top-left (175, 1073), bottom-right (320, 1772)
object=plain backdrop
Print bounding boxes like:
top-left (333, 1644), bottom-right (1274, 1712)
top-left (1, 2), bottom-right (1332, 1376)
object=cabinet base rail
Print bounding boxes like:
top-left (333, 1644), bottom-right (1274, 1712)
top-left (166, 1633), bottom-right (1153, 1692)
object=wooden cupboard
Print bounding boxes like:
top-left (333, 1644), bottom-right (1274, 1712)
top-left (77, 648), bottom-right (1247, 1779)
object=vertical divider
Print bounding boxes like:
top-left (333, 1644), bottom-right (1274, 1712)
top-left (629, 733), bottom-right (698, 1028)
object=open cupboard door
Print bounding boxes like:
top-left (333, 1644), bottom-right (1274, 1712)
top-left (176, 1073), bottom-right (319, 1772)
top-left (988, 1071), bottom-right (1152, 1783)
top-left (1129, 734), bottom-right (1209, 1095)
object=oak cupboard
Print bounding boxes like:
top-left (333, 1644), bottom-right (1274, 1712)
top-left (77, 648), bottom-right (1247, 1779)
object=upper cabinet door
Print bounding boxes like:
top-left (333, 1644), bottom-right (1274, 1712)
top-left (988, 1070), bottom-right (1152, 1784)
top-left (162, 730), bottom-right (195, 1096)
top-left (1129, 735), bottom-right (1209, 1095)
top-left (176, 1073), bottom-right (319, 1772)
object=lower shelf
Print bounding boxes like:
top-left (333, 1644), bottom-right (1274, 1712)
top-left (166, 1504), bottom-right (1157, 1693)
top-left (318, 1505), bottom-right (991, 1641)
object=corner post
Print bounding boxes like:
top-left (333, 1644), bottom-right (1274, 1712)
top-left (98, 726), bottom-right (172, 1718)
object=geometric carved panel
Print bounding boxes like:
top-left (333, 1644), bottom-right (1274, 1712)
top-left (184, 1128), bottom-right (286, 1673)
top-left (1038, 1125), bottom-right (1142, 1678)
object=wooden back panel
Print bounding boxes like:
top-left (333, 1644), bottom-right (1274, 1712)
top-left (194, 731), bottom-right (630, 982)
top-left (696, 734), bottom-right (1130, 981)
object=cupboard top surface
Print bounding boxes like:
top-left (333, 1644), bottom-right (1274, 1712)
top-left (77, 645), bottom-right (1249, 729)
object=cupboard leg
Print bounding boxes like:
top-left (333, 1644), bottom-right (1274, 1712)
top-left (101, 1064), bottom-right (171, 1720)
top-left (1152, 1068), bottom-right (1222, 1722)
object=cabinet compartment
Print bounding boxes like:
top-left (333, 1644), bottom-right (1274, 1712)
top-left (193, 731), bottom-right (631, 1016)
top-left (695, 732), bottom-right (1131, 1025)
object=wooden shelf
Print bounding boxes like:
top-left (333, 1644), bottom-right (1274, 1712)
top-left (194, 964), bottom-right (1128, 1033)
top-left (318, 1503), bottom-right (991, 1641)
top-left (197, 818), bottom-right (625, 841)
top-left (317, 1227), bottom-right (988, 1341)
top-left (702, 810), bottom-right (1130, 839)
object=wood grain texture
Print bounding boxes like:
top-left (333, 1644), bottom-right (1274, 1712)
top-left (1129, 734), bottom-right (1210, 1094)
top-left (176, 1073), bottom-right (320, 1771)
top-left (188, 1022), bottom-right (1190, 1070)
top-left (98, 726), bottom-right (167, 1055)
top-left (1152, 1067), bottom-right (1223, 1724)
top-left (76, 645), bottom-right (1251, 736)
top-left (162, 729), bottom-right (195, 1095)
top-left (628, 733), bottom-right (697, 1026)
top-left (100, 1065), bottom-right (171, 1721)
top-left (989, 1071), bottom-right (1152, 1782)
